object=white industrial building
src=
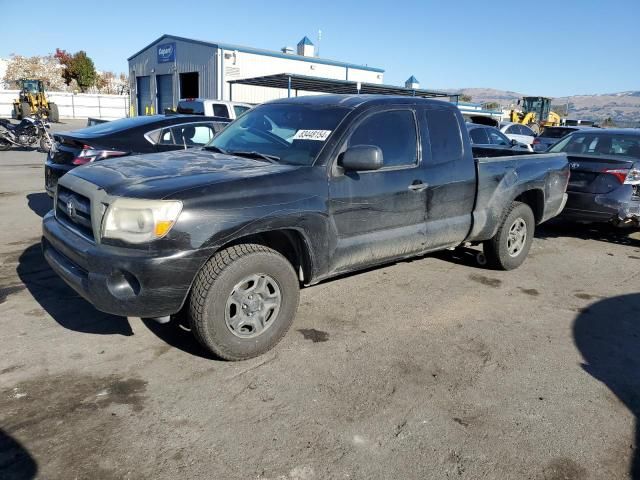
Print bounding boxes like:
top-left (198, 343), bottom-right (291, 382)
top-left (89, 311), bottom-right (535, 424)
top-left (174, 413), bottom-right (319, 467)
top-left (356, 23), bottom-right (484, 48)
top-left (127, 34), bottom-right (385, 116)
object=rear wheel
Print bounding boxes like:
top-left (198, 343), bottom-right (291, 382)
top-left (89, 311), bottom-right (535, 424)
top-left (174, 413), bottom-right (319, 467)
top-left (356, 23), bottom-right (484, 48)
top-left (48, 103), bottom-right (59, 123)
top-left (483, 201), bottom-right (535, 270)
top-left (188, 244), bottom-right (300, 361)
top-left (20, 102), bottom-right (31, 119)
top-left (0, 138), bottom-right (10, 151)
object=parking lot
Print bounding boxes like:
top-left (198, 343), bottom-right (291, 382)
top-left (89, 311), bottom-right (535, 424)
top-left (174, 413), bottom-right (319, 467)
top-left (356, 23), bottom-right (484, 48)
top-left (0, 119), bottom-right (639, 479)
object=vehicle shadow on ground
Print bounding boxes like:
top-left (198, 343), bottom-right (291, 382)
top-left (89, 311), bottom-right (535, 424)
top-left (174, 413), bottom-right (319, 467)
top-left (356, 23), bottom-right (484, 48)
top-left (26, 193), bottom-right (53, 219)
top-left (141, 318), bottom-right (217, 360)
top-left (537, 220), bottom-right (640, 248)
top-left (573, 293), bottom-right (640, 479)
top-left (0, 428), bottom-right (37, 480)
top-left (432, 246), bottom-right (487, 269)
top-left (16, 244), bottom-right (133, 336)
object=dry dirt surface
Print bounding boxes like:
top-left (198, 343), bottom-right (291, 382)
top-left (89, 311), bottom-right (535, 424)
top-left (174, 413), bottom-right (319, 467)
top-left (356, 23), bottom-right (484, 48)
top-left (1, 122), bottom-right (639, 479)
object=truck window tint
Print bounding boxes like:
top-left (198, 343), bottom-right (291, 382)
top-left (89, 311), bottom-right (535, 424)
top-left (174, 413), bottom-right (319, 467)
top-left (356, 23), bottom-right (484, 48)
top-left (469, 127), bottom-right (490, 145)
top-left (212, 104), bottom-right (230, 117)
top-left (349, 110), bottom-right (417, 167)
top-left (176, 101), bottom-right (204, 115)
top-left (425, 109), bottom-right (463, 164)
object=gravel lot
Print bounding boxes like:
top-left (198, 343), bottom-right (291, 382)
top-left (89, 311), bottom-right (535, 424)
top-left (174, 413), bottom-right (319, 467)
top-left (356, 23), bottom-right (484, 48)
top-left (1, 119), bottom-right (639, 480)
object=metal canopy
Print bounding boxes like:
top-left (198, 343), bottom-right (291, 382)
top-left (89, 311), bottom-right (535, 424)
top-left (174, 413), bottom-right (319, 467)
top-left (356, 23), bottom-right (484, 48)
top-left (228, 73), bottom-right (459, 102)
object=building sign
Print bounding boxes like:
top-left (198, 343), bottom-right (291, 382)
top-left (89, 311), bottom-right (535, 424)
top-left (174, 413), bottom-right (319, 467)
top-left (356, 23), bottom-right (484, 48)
top-left (157, 43), bottom-right (176, 63)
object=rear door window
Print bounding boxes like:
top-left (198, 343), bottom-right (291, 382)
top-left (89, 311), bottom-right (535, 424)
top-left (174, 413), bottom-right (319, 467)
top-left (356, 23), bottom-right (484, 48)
top-left (488, 129), bottom-right (510, 146)
top-left (348, 110), bottom-right (418, 168)
top-left (424, 108), bottom-right (463, 164)
top-left (212, 104), bottom-right (230, 117)
top-left (233, 105), bottom-right (251, 117)
top-left (160, 123), bottom-right (215, 146)
top-left (469, 127), bottom-right (490, 145)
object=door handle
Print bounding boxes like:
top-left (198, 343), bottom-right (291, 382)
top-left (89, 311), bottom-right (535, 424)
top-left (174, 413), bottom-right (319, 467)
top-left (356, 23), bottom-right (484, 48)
top-left (408, 182), bottom-right (428, 192)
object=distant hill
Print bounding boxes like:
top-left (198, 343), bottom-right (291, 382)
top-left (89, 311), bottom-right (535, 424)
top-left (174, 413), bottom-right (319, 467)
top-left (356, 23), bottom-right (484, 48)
top-left (447, 88), bottom-right (640, 124)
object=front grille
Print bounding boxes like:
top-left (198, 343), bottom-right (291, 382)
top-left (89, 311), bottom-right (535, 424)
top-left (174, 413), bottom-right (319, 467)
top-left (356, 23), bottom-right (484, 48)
top-left (56, 186), bottom-right (94, 241)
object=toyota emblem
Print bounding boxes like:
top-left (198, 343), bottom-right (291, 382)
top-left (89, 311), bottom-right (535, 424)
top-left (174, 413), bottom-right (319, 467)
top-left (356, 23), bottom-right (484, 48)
top-left (66, 199), bottom-right (77, 219)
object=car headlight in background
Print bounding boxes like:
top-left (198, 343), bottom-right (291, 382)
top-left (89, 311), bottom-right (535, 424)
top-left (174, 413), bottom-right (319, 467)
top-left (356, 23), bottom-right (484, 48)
top-left (101, 198), bottom-right (182, 243)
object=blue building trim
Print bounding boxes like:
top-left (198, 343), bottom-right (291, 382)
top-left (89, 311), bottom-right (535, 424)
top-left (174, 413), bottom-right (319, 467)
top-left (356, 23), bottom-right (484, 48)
top-left (128, 34), bottom-right (385, 73)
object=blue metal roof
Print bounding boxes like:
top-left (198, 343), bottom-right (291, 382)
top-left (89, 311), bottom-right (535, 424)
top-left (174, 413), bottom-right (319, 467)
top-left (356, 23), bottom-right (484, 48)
top-left (128, 34), bottom-right (384, 73)
top-left (406, 75), bottom-right (419, 83)
top-left (298, 36), bottom-right (314, 46)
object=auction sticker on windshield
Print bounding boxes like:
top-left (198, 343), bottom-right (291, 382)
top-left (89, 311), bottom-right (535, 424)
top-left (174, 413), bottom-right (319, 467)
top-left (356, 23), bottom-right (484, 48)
top-left (293, 130), bottom-right (332, 141)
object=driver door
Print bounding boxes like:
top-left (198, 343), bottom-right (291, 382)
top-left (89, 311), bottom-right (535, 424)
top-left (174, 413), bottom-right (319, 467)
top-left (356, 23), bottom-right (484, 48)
top-left (328, 108), bottom-right (428, 273)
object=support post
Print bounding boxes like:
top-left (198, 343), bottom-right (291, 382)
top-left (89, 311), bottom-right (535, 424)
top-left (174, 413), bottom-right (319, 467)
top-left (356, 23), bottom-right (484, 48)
top-left (287, 76), bottom-right (292, 98)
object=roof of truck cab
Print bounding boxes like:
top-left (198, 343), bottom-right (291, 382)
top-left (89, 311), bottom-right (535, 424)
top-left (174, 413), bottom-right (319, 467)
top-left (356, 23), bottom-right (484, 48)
top-left (266, 94), bottom-right (456, 109)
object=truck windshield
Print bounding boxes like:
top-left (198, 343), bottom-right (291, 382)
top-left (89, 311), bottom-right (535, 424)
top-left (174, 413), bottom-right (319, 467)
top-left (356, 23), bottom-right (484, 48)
top-left (206, 103), bottom-right (350, 165)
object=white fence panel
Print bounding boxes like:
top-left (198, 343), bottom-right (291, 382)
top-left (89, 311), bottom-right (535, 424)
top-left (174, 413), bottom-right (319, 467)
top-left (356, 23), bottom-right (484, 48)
top-left (0, 90), bottom-right (129, 119)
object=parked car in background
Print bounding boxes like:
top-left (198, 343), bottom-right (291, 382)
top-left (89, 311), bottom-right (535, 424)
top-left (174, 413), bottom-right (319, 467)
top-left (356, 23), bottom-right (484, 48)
top-left (176, 99), bottom-right (252, 119)
top-left (549, 129), bottom-right (640, 226)
top-left (45, 114), bottom-right (230, 196)
top-left (467, 123), bottom-right (533, 152)
top-left (42, 95), bottom-right (569, 360)
top-left (533, 126), bottom-right (596, 152)
top-left (500, 122), bottom-right (536, 146)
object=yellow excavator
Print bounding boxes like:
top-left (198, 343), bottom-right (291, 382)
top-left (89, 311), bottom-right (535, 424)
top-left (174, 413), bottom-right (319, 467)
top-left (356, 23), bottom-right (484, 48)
top-left (510, 96), bottom-right (561, 134)
top-left (12, 79), bottom-right (59, 122)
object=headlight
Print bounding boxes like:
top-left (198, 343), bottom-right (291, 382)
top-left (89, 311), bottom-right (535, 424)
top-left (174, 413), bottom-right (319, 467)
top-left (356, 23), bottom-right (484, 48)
top-left (101, 198), bottom-right (182, 244)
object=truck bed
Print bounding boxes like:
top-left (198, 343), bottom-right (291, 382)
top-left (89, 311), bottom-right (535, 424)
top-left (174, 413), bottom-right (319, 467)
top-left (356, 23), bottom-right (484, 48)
top-left (467, 152), bottom-right (569, 242)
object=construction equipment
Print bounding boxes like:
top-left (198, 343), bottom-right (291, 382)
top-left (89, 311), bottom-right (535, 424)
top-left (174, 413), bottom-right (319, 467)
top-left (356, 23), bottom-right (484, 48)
top-left (509, 96), bottom-right (561, 134)
top-left (12, 79), bottom-right (59, 122)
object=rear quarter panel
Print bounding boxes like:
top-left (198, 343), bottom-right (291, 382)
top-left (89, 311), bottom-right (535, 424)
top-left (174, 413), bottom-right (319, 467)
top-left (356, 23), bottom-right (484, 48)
top-left (468, 153), bottom-right (568, 241)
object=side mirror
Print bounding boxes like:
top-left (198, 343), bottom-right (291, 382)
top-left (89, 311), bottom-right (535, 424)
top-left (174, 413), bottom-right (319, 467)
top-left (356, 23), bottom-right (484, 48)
top-left (510, 139), bottom-right (519, 146)
top-left (341, 145), bottom-right (383, 171)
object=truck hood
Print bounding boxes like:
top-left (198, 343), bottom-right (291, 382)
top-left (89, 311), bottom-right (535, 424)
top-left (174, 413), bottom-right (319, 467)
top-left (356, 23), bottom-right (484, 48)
top-left (67, 148), bottom-right (299, 198)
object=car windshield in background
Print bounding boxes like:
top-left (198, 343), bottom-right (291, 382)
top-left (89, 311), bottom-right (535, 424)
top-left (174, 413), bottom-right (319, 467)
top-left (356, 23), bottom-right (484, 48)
top-left (540, 127), bottom-right (577, 139)
top-left (176, 101), bottom-right (205, 115)
top-left (549, 133), bottom-right (640, 158)
top-left (207, 104), bottom-right (350, 165)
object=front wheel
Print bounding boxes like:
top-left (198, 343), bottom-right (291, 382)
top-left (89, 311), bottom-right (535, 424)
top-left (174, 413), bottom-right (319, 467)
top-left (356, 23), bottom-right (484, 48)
top-left (483, 201), bottom-right (535, 270)
top-left (188, 244), bottom-right (300, 361)
top-left (39, 135), bottom-right (52, 152)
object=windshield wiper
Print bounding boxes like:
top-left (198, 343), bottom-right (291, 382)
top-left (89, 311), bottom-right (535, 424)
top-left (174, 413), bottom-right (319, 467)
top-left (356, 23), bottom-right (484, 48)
top-left (227, 150), bottom-right (280, 163)
top-left (203, 145), bottom-right (228, 154)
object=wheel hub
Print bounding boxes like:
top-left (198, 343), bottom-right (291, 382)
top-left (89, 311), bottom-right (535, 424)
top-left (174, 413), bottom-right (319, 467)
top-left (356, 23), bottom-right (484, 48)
top-left (225, 273), bottom-right (282, 338)
top-left (507, 217), bottom-right (527, 257)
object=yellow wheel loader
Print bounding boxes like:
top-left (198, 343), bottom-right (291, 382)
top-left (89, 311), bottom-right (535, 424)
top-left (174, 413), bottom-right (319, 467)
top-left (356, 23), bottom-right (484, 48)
top-left (510, 96), bottom-right (561, 134)
top-left (12, 79), bottom-right (59, 122)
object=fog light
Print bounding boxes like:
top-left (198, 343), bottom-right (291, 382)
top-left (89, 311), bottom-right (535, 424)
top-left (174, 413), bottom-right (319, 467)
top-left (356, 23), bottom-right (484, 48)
top-left (107, 270), bottom-right (141, 299)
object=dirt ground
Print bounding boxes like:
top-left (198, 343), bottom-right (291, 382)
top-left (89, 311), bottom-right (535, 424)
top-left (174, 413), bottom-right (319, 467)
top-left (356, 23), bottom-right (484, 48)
top-left (1, 119), bottom-right (639, 479)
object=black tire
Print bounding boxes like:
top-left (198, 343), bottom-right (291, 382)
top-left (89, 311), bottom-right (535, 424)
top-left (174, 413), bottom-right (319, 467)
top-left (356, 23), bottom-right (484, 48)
top-left (188, 244), bottom-right (300, 361)
top-left (20, 102), bottom-right (31, 119)
top-left (48, 103), bottom-right (59, 123)
top-left (0, 138), bottom-right (10, 151)
top-left (483, 201), bottom-right (535, 270)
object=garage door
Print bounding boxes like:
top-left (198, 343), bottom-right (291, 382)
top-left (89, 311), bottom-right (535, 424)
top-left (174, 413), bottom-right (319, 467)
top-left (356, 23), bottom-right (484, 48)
top-left (156, 74), bottom-right (173, 114)
top-left (136, 76), bottom-right (151, 115)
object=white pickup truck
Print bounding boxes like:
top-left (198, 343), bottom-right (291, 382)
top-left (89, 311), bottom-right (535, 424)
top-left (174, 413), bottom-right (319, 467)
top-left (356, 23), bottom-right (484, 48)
top-left (177, 99), bottom-right (252, 120)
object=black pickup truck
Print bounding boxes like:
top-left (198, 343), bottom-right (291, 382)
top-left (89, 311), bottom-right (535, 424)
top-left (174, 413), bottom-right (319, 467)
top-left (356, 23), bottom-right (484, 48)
top-left (43, 95), bottom-right (569, 360)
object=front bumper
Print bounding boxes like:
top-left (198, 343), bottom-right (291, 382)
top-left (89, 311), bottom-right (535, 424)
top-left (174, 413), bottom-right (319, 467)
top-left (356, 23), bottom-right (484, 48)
top-left (42, 211), bottom-right (210, 318)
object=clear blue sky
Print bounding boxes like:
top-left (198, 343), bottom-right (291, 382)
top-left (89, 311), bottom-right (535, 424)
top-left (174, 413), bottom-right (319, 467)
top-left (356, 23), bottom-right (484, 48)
top-left (1, 0), bottom-right (638, 97)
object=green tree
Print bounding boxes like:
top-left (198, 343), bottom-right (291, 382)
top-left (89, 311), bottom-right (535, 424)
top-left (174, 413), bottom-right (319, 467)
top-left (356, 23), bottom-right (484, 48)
top-left (55, 48), bottom-right (97, 92)
top-left (602, 117), bottom-right (616, 127)
top-left (483, 102), bottom-right (499, 110)
top-left (459, 94), bottom-right (472, 102)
